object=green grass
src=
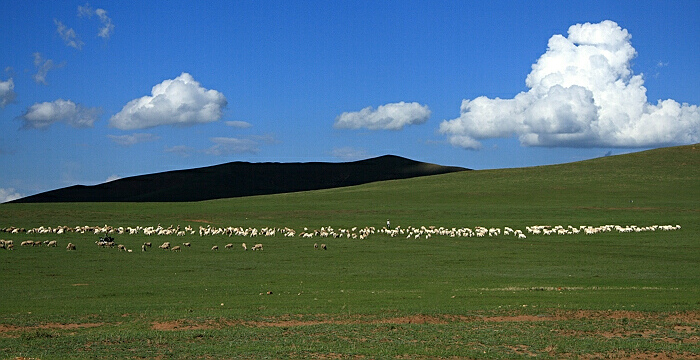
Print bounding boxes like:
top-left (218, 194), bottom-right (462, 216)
top-left (0, 144), bottom-right (698, 358)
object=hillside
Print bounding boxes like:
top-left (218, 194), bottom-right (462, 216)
top-left (10, 155), bottom-right (468, 203)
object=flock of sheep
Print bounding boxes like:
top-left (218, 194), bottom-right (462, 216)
top-left (0, 223), bottom-right (682, 253)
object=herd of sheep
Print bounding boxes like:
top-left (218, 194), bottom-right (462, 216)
top-left (0, 223), bottom-right (682, 253)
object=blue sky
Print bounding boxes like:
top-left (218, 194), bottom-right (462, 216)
top-left (1, 1), bottom-right (698, 201)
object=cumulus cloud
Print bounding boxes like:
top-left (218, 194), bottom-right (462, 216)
top-left (78, 3), bottom-right (114, 39)
top-left (334, 102), bottom-right (431, 130)
top-left (107, 133), bottom-right (159, 146)
top-left (19, 99), bottom-right (100, 129)
top-left (439, 20), bottom-right (700, 149)
top-left (32, 53), bottom-right (64, 85)
top-left (54, 19), bottom-right (84, 50)
top-left (0, 78), bottom-right (17, 108)
top-left (0, 188), bottom-right (23, 203)
top-left (109, 73), bottom-right (227, 130)
top-left (331, 147), bottom-right (369, 161)
top-left (225, 120), bottom-right (252, 128)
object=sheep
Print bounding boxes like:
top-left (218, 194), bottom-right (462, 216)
top-left (159, 242), bottom-right (170, 250)
top-left (141, 244), bottom-right (147, 252)
top-left (21, 240), bottom-right (33, 247)
top-left (117, 244), bottom-right (127, 252)
top-left (6, 243), bottom-right (13, 250)
top-left (47, 240), bottom-right (57, 247)
top-left (66, 243), bottom-right (76, 251)
top-left (321, 244), bottom-right (327, 250)
top-left (241, 243), bottom-right (247, 251)
top-left (171, 245), bottom-right (181, 252)
top-left (211, 245), bottom-right (219, 251)
top-left (183, 242), bottom-right (191, 247)
top-left (225, 243), bottom-right (234, 249)
top-left (252, 243), bottom-right (263, 251)
top-left (314, 243), bottom-right (318, 249)
top-left (144, 242), bottom-right (152, 248)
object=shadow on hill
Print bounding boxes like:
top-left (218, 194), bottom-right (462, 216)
top-left (12, 155), bottom-right (468, 203)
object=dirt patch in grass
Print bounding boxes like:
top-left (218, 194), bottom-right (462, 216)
top-left (151, 310), bottom-right (700, 331)
top-left (183, 219), bottom-right (213, 224)
top-left (0, 322), bottom-right (103, 337)
top-left (577, 351), bottom-right (700, 359)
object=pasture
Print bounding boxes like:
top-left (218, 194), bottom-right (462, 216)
top-left (1, 144), bottom-right (699, 358)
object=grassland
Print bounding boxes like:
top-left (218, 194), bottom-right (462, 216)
top-left (0, 144), bottom-right (698, 359)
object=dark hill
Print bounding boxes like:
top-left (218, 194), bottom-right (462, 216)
top-left (12, 155), bottom-right (468, 203)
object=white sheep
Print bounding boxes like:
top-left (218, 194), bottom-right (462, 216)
top-left (241, 243), bottom-right (247, 251)
top-left (66, 243), bottom-right (76, 251)
top-left (225, 243), bottom-right (234, 249)
top-left (171, 245), bottom-right (181, 252)
top-left (211, 245), bottom-right (219, 251)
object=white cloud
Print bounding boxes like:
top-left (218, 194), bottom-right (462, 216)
top-left (334, 102), bottom-right (431, 130)
top-left (19, 99), bottom-right (100, 129)
top-left (0, 78), bottom-right (17, 108)
top-left (0, 188), bottom-right (23, 203)
top-left (109, 73), bottom-right (227, 130)
top-left (32, 53), bottom-right (64, 85)
top-left (78, 3), bottom-right (114, 39)
top-left (331, 147), bottom-right (369, 161)
top-left (105, 175), bottom-right (121, 182)
top-left (107, 133), bottom-right (159, 146)
top-left (225, 120), bottom-right (252, 128)
top-left (439, 20), bottom-right (700, 149)
top-left (95, 9), bottom-right (114, 39)
top-left (54, 19), bottom-right (84, 50)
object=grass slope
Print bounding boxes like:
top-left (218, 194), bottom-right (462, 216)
top-left (0, 144), bottom-right (698, 359)
top-left (11, 155), bottom-right (467, 203)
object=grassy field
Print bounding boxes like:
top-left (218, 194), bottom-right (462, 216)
top-left (0, 144), bottom-right (698, 359)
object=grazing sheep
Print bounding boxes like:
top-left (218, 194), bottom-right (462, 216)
top-left (171, 245), bottom-right (181, 252)
top-left (118, 244), bottom-right (127, 251)
top-left (183, 242), bottom-right (191, 247)
top-left (66, 243), bottom-right (76, 251)
top-left (6, 243), bottom-right (13, 250)
top-left (314, 243), bottom-right (318, 249)
top-left (141, 244), bottom-right (147, 252)
top-left (47, 240), bottom-right (57, 247)
top-left (144, 242), bottom-right (152, 248)
top-left (321, 244), bottom-right (327, 250)
top-left (241, 243), bottom-right (247, 251)
top-left (33, 241), bottom-right (42, 246)
top-left (159, 242), bottom-right (170, 250)
top-left (211, 245), bottom-right (219, 251)
top-left (21, 240), bottom-right (33, 247)
top-left (225, 243), bottom-right (234, 249)
top-left (252, 243), bottom-right (263, 251)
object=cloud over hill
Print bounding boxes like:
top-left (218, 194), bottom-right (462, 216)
top-left (109, 73), bottom-right (227, 130)
top-left (440, 20), bottom-right (700, 150)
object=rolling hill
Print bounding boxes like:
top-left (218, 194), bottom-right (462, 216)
top-left (10, 155), bottom-right (468, 203)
